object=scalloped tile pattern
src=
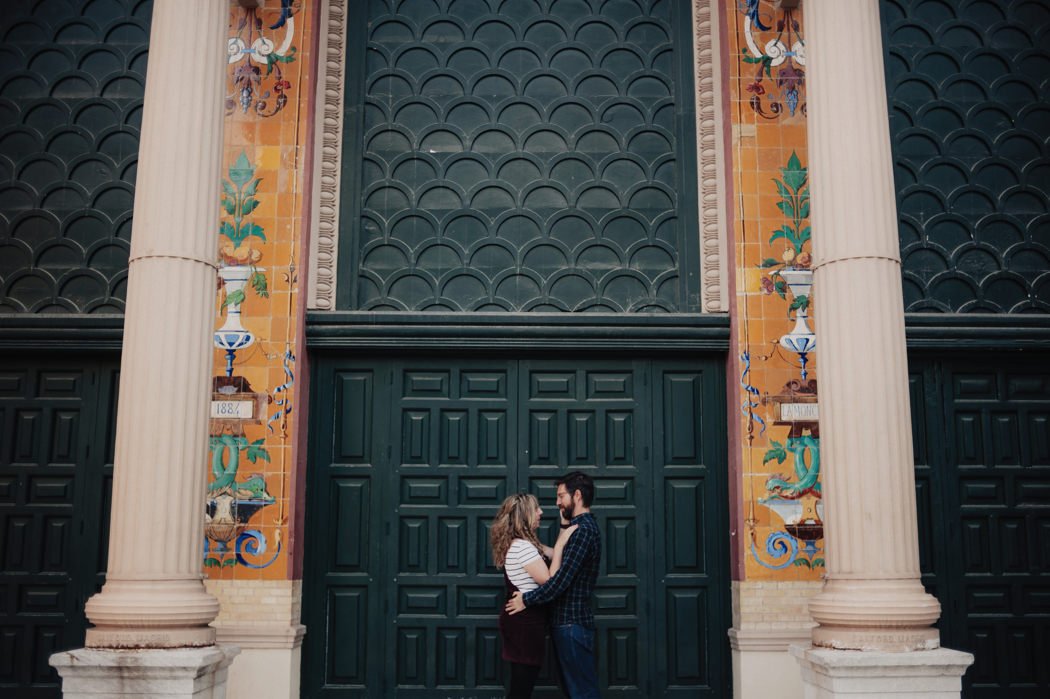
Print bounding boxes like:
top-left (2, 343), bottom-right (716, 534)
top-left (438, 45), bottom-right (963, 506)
top-left (0, 0), bottom-right (151, 314)
top-left (354, 0), bottom-right (684, 312)
top-left (882, 0), bottom-right (1050, 313)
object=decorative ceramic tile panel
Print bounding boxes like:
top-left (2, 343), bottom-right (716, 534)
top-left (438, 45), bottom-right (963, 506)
top-left (727, 0), bottom-right (824, 582)
top-left (204, 0), bottom-right (311, 582)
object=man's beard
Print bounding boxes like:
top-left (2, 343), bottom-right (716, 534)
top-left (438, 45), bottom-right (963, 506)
top-left (559, 502), bottom-right (575, 521)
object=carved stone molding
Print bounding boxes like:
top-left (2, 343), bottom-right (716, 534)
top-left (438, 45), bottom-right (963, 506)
top-left (308, 0), bottom-right (728, 312)
top-left (308, 0), bottom-right (347, 310)
top-left (214, 623), bottom-right (306, 649)
top-left (695, 0), bottom-right (729, 313)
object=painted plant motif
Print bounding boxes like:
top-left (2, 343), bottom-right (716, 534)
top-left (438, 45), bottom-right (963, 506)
top-left (740, 0), bottom-right (806, 119)
top-left (744, 151), bottom-right (824, 571)
top-left (759, 151), bottom-right (814, 380)
top-left (215, 152), bottom-right (268, 377)
top-left (226, 0), bottom-right (298, 117)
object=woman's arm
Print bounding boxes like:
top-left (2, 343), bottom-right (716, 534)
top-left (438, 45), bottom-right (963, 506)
top-left (522, 557), bottom-right (551, 585)
top-left (548, 524), bottom-right (578, 577)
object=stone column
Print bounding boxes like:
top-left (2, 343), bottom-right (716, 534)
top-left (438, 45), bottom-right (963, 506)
top-left (78, 0), bottom-right (228, 649)
top-left (800, 0), bottom-right (960, 662)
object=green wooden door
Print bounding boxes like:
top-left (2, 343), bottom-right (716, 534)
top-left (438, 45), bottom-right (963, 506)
top-left (303, 356), bottom-right (728, 698)
top-left (0, 355), bottom-right (117, 697)
top-left (911, 356), bottom-right (1050, 697)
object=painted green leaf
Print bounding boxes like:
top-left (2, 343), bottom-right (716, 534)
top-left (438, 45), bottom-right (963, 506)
top-left (239, 222), bottom-right (267, 242)
top-left (798, 226), bottom-right (811, 246)
top-left (219, 221), bottom-right (240, 244)
top-left (799, 201), bottom-right (811, 220)
top-left (759, 257), bottom-right (781, 268)
top-left (244, 178), bottom-right (261, 197)
top-left (204, 557), bottom-right (221, 567)
top-left (222, 180), bottom-right (236, 198)
top-left (812, 558), bottom-right (825, 567)
top-left (776, 200), bottom-right (796, 220)
top-left (774, 280), bottom-right (787, 299)
top-left (228, 151), bottom-right (254, 186)
top-left (763, 440), bottom-right (787, 464)
top-left (241, 197), bottom-right (260, 216)
top-left (793, 558), bottom-right (811, 568)
top-left (222, 197), bottom-right (237, 216)
top-left (250, 270), bottom-right (269, 297)
top-left (221, 289), bottom-right (246, 310)
top-left (773, 179), bottom-right (791, 201)
top-left (782, 152), bottom-right (807, 191)
top-left (222, 558), bottom-right (237, 567)
top-left (789, 295), bottom-right (809, 313)
top-left (769, 225), bottom-right (798, 245)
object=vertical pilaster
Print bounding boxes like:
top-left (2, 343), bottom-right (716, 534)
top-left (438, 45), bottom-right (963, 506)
top-left (803, 0), bottom-right (942, 652)
top-left (81, 0), bottom-right (228, 648)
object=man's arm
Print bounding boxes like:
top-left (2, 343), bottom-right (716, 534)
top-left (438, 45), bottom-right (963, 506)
top-left (521, 526), bottom-right (594, 607)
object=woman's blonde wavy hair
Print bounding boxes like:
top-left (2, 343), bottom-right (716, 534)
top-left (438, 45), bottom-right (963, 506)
top-left (490, 492), bottom-right (543, 569)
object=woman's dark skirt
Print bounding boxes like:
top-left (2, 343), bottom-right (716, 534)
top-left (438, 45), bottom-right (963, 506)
top-left (498, 573), bottom-right (549, 667)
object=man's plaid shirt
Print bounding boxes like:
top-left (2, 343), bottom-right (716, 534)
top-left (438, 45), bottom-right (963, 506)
top-left (522, 512), bottom-right (601, 629)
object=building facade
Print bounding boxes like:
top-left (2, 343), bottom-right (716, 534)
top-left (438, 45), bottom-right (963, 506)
top-left (0, 0), bottom-right (1047, 697)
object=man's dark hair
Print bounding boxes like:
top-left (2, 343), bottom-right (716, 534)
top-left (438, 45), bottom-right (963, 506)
top-left (556, 471), bottom-right (594, 507)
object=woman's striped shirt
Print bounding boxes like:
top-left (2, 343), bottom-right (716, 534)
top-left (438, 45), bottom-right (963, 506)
top-left (504, 538), bottom-right (543, 592)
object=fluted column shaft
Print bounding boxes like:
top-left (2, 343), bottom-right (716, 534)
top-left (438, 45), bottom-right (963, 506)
top-left (805, 0), bottom-right (942, 651)
top-left (83, 0), bottom-right (227, 648)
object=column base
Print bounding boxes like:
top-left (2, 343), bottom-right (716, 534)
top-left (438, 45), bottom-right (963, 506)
top-left (84, 579), bottom-right (220, 648)
top-left (791, 645), bottom-right (973, 698)
top-left (50, 646), bottom-right (239, 698)
top-left (808, 579), bottom-right (942, 651)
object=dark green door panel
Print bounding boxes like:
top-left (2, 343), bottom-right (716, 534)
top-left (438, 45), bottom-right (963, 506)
top-left (302, 356), bottom-right (729, 698)
top-left (651, 366), bottom-right (728, 695)
top-left (518, 360), bottom-right (651, 694)
top-left (384, 360), bottom-right (518, 695)
top-left (912, 356), bottom-right (1050, 698)
top-left (0, 356), bottom-right (116, 698)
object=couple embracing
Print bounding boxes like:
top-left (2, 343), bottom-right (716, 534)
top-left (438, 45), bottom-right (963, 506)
top-left (490, 471), bottom-right (602, 699)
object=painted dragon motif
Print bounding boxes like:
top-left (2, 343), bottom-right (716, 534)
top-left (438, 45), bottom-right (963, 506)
top-left (764, 434), bottom-right (820, 499)
top-left (208, 434), bottom-right (274, 501)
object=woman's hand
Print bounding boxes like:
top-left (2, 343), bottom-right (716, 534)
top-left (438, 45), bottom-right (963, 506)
top-left (555, 524), bottom-right (579, 548)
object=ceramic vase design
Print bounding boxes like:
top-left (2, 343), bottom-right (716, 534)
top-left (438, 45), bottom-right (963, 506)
top-left (777, 268), bottom-right (816, 380)
top-left (214, 265), bottom-right (260, 377)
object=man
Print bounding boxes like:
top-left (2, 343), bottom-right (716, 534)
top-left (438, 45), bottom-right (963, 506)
top-left (505, 471), bottom-right (602, 698)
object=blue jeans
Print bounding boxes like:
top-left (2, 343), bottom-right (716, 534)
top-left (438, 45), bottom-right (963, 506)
top-left (551, 624), bottom-right (601, 698)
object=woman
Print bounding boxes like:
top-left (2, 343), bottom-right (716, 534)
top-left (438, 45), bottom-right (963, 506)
top-left (491, 493), bottom-right (577, 699)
